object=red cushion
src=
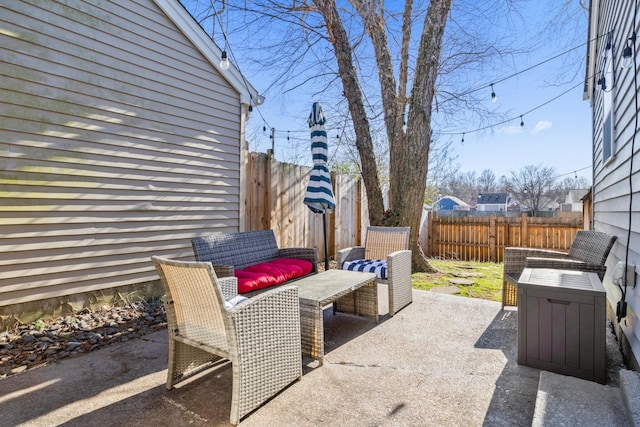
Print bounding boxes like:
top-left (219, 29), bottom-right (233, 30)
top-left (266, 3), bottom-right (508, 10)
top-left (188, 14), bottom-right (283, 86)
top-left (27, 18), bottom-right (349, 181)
top-left (234, 270), bottom-right (277, 293)
top-left (235, 258), bottom-right (313, 293)
top-left (245, 263), bottom-right (288, 282)
top-left (271, 258), bottom-right (313, 276)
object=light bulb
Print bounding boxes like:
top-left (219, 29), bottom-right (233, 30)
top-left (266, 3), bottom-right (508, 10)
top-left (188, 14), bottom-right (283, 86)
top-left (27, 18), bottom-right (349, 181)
top-left (520, 116), bottom-right (524, 128)
top-left (490, 84), bottom-right (497, 103)
top-left (622, 45), bottom-right (633, 69)
top-left (220, 51), bottom-right (230, 70)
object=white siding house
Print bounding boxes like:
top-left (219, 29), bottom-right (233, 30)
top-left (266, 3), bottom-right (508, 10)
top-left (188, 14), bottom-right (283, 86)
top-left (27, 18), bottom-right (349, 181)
top-left (585, 0), bottom-right (640, 368)
top-left (0, 1), bottom-right (258, 315)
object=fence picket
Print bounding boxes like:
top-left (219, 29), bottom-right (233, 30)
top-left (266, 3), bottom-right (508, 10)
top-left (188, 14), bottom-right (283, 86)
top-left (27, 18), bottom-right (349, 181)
top-left (426, 212), bottom-right (583, 262)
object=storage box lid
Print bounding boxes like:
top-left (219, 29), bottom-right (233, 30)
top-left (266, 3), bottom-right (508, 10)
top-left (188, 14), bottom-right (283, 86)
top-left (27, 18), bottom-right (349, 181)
top-left (519, 268), bottom-right (605, 294)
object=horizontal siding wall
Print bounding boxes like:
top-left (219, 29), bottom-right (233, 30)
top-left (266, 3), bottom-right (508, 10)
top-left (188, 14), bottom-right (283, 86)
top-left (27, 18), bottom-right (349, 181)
top-left (591, 0), bottom-right (640, 365)
top-left (0, 0), bottom-right (243, 305)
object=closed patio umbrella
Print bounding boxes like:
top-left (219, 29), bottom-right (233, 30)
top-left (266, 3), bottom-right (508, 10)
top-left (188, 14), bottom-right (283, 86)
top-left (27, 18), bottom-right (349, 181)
top-left (303, 102), bottom-right (336, 270)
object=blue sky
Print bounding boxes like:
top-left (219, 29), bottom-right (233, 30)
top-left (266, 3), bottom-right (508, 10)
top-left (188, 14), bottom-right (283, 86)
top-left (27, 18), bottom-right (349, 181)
top-left (182, 1), bottom-right (592, 184)
top-left (444, 64), bottom-right (593, 182)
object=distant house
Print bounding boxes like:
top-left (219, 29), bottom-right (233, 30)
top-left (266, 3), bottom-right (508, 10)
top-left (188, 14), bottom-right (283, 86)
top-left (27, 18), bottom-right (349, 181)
top-left (560, 189), bottom-right (589, 212)
top-left (435, 196), bottom-right (470, 212)
top-left (585, 0), bottom-right (639, 369)
top-left (0, 1), bottom-right (259, 320)
top-left (477, 193), bottom-right (511, 212)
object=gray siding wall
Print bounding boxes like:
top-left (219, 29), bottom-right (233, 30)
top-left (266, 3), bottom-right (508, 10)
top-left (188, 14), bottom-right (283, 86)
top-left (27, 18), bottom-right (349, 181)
top-left (0, 0), bottom-right (245, 305)
top-left (589, 0), bottom-right (640, 360)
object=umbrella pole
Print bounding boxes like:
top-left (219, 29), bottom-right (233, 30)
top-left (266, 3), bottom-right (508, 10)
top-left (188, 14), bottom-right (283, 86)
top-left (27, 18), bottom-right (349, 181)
top-left (323, 211), bottom-right (329, 271)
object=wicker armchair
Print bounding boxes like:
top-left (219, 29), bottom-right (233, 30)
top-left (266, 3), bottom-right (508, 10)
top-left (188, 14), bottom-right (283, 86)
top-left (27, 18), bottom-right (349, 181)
top-left (337, 226), bottom-right (412, 316)
top-left (502, 230), bottom-right (617, 307)
top-left (151, 256), bottom-right (302, 425)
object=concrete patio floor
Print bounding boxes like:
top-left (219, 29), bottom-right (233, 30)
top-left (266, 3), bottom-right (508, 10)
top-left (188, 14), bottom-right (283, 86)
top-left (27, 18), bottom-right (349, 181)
top-left (0, 288), bottom-right (628, 426)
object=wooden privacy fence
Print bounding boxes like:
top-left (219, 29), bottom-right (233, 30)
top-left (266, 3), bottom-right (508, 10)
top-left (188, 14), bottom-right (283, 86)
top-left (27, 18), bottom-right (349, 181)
top-left (244, 152), bottom-right (365, 263)
top-left (425, 211), bottom-right (584, 262)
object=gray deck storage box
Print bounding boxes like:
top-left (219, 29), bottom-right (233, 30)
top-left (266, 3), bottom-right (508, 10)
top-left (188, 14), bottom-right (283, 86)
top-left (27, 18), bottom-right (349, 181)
top-left (517, 268), bottom-right (606, 384)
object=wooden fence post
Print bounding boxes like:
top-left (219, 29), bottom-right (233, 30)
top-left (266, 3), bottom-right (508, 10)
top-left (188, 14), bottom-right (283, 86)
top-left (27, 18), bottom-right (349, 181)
top-left (489, 214), bottom-right (497, 262)
top-left (521, 213), bottom-right (528, 248)
top-left (428, 211), bottom-right (437, 257)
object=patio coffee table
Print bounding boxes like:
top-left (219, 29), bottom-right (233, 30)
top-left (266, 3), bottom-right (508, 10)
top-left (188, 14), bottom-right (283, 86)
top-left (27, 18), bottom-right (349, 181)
top-left (296, 270), bottom-right (378, 365)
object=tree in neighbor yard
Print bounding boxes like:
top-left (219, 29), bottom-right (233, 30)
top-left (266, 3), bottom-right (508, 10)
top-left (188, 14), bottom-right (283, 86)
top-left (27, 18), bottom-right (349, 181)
top-left (504, 164), bottom-right (558, 216)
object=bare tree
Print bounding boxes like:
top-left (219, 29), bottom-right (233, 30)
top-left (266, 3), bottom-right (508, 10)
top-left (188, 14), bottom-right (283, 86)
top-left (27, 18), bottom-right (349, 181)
top-left (504, 164), bottom-right (558, 216)
top-left (440, 170), bottom-right (478, 205)
top-left (477, 169), bottom-right (497, 193)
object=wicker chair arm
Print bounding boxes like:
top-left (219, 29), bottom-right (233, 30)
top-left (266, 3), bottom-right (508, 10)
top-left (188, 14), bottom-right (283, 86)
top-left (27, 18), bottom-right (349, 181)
top-left (230, 285), bottom-right (298, 313)
top-left (217, 276), bottom-right (238, 300)
top-left (385, 250), bottom-right (412, 316)
top-left (387, 249), bottom-right (411, 261)
top-left (387, 250), bottom-right (412, 276)
top-left (277, 247), bottom-right (319, 272)
top-left (525, 257), bottom-right (607, 277)
top-left (228, 285), bottom-right (301, 423)
top-left (336, 246), bottom-right (365, 268)
top-left (210, 264), bottom-right (234, 278)
top-left (503, 247), bottom-right (568, 276)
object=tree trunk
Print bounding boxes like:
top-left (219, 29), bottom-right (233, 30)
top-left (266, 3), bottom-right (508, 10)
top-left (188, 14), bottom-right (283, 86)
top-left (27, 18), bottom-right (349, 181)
top-left (313, 0), bottom-right (385, 225)
top-left (317, 0), bottom-right (451, 272)
top-left (393, 0), bottom-right (452, 272)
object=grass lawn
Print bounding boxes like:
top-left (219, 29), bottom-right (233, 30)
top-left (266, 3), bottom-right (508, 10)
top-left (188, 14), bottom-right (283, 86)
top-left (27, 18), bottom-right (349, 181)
top-left (412, 259), bottom-right (504, 303)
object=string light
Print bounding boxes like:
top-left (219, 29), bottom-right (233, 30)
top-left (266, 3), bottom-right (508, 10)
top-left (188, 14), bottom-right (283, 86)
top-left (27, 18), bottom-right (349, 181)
top-left (520, 115), bottom-right (524, 128)
top-left (622, 32), bottom-right (636, 69)
top-left (440, 78), bottom-right (586, 138)
top-left (490, 84), bottom-right (497, 103)
top-left (220, 50), bottom-right (230, 70)
top-left (461, 132), bottom-right (465, 143)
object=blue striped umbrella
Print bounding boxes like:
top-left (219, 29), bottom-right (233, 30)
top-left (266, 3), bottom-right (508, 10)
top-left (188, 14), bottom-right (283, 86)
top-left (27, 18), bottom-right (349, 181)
top-left (304, 102), bottom-right (335, 269)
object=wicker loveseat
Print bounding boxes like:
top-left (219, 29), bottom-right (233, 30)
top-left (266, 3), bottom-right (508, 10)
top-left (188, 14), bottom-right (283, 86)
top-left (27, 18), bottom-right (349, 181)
top-left (192, 229), bottom-right (318, 296)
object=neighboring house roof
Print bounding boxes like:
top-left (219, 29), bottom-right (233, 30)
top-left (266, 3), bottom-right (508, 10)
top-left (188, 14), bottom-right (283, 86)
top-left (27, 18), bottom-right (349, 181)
top-left (565, 189), bottom-right (589, 204)
top-left (155, 0), bottom-right (259, 105)
top-left (436, 196), bottom-right (470, 209)
top-left (477, 193), bottom-right (509, 205)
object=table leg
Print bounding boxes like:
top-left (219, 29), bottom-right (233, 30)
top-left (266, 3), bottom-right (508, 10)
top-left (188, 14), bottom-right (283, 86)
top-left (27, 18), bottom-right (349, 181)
top-left (299, 300), bottom-right (324, 365)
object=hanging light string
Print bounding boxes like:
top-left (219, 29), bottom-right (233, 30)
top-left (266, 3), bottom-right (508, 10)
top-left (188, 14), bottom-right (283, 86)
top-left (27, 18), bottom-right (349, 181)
top-left (439, 33), bottom-right (607, 104)
top-left (551, 165), bottom-right (591, 180)
top-left (260, 77), bottom-right (588, 143)
top-left (252, 37), bottom-right (605, 139)
top-left (202, 5), bottom-right (609, 153)
top-left (438, 77), bottom-right (587, 137)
